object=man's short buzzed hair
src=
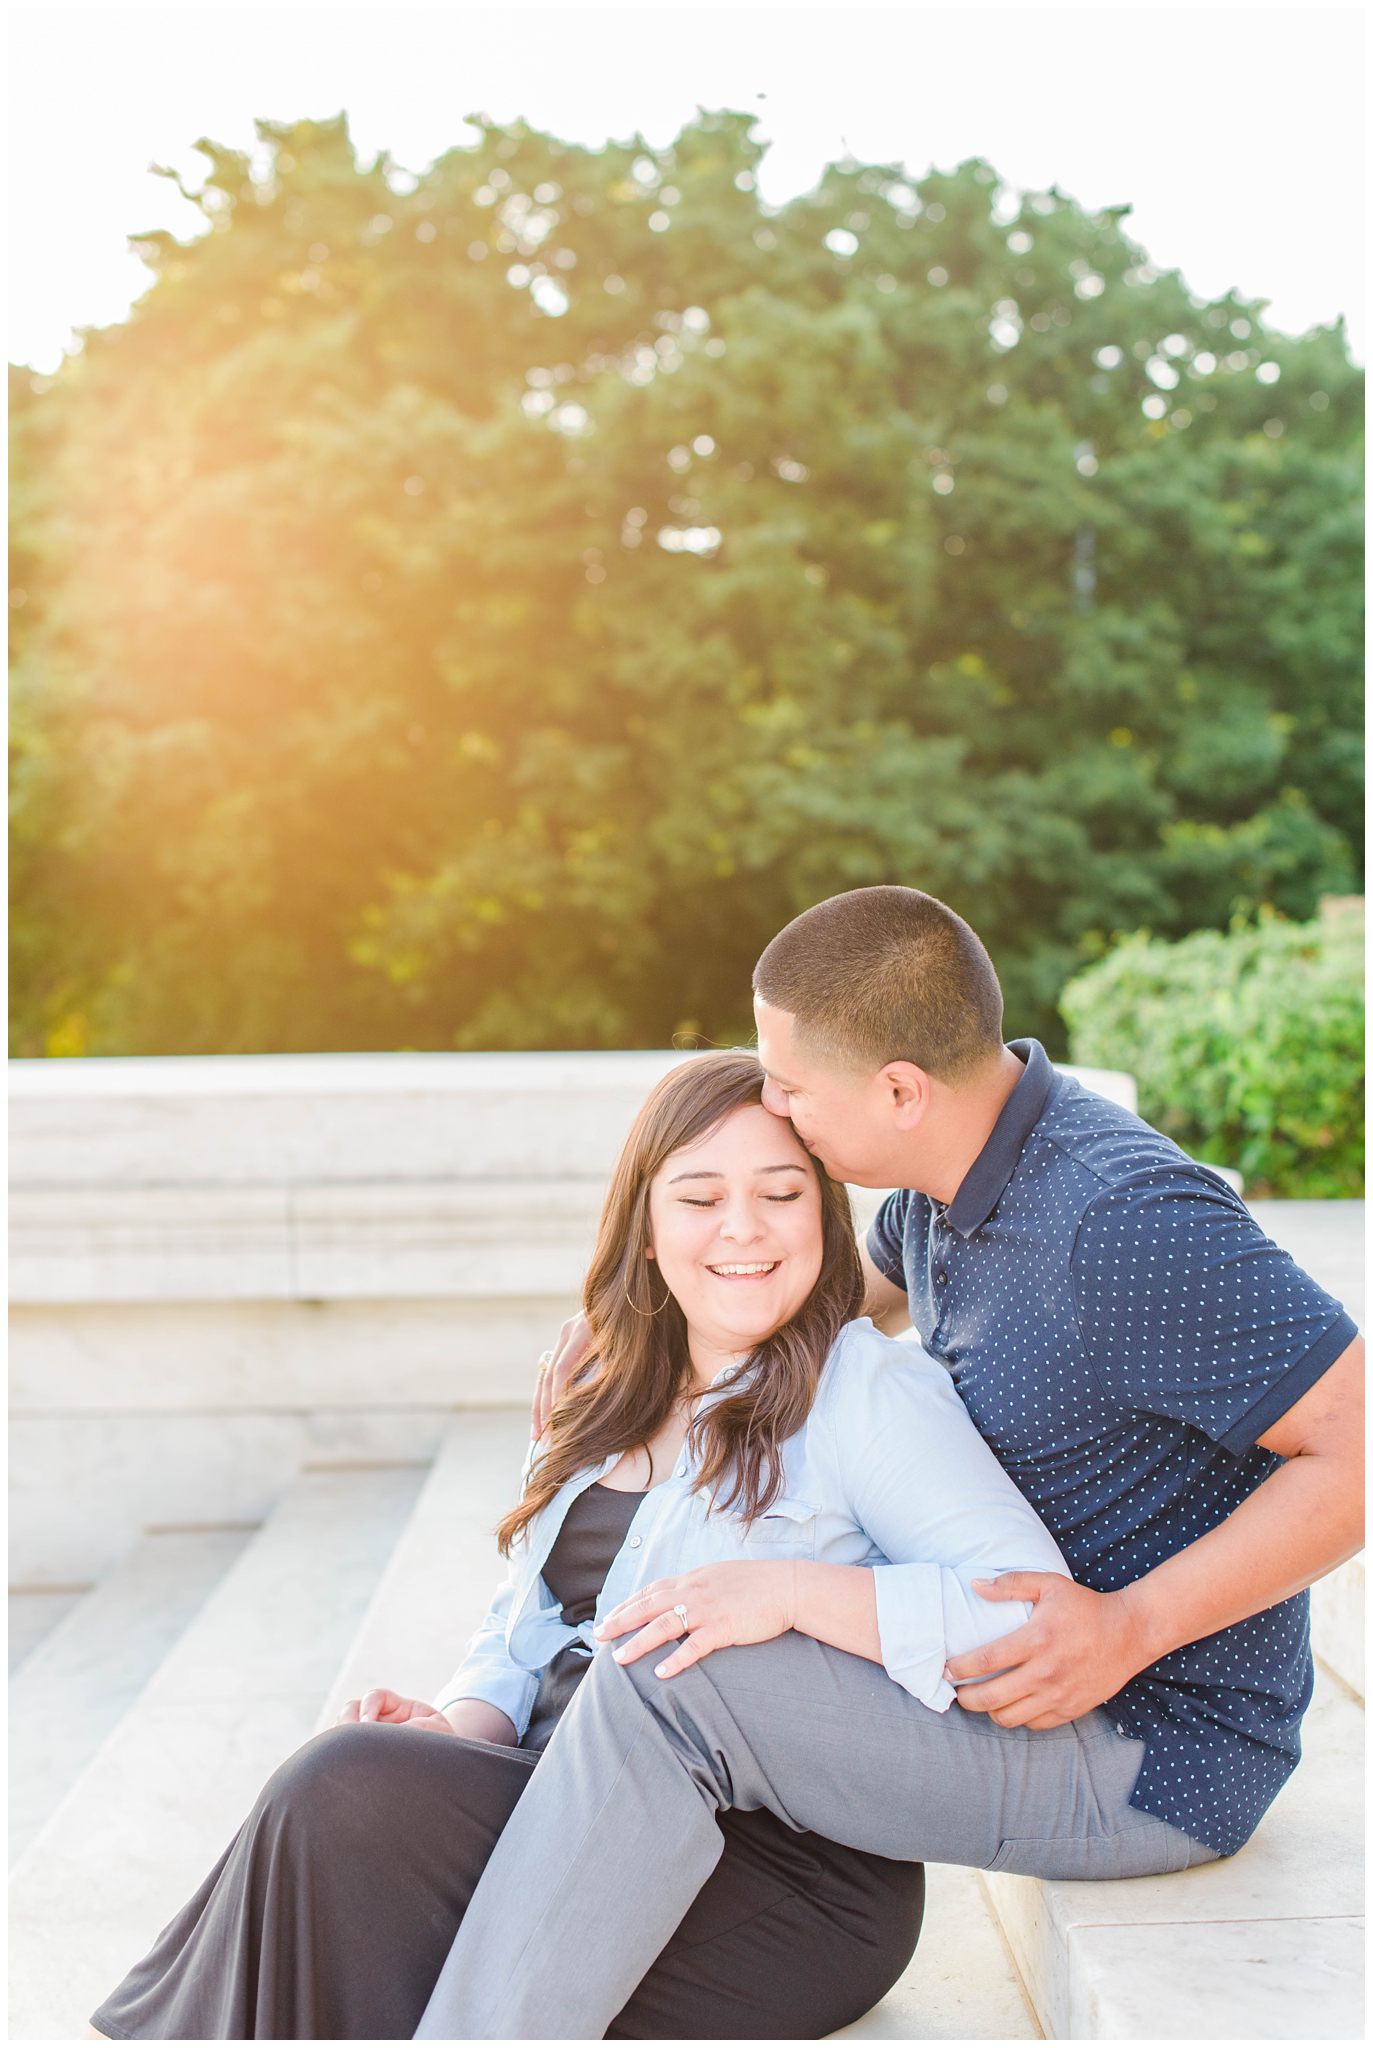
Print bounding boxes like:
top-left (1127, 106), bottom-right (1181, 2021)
top-left (753, 886), bottom-right (1005, 1081)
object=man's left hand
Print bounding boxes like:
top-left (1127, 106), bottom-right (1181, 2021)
top-left (945, 1574), bottom-right (1151, 1729)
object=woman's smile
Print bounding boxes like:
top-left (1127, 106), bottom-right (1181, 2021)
top-left (645, 1102), bottom-right (825, 1377)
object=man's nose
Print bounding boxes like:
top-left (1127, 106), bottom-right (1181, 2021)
top-left (760, 1079), bottom-right (789, 1118)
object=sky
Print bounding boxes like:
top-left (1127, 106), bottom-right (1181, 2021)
top-left (7, 2), bottom-right (1366, 371)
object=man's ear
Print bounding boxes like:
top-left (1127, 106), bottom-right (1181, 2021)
top-left (881, 1060), bottom-right (932, 1129)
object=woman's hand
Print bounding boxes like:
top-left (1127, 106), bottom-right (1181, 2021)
top-left (335, 1688), bottom-right (519, 1745)
top-left (595, 1561), bottom-right (799, 1680)
top-left (335, 1687), bottom-right (454, 1735)
top-left (531, 1311), bottom-right (593, 1438)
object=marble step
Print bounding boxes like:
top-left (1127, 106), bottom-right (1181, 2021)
top-left (1310, 1552), bottom-right (1364, 1701)
top-left (837, 1861), bottom-right (1039, 2040)
top-left (318, 1411), bottom-right (1038, 2040)
top-left (316, 1411), bottom-right (530, 1728)
top-left (9, 1525), bottom-right (252, 1867)
top-left (981, 1664), bottom-right (1364, 2039)
top-left (7, 1463), bottom-right (425, 2042)
top-left (8, 1587), bottom-right (86, 1674)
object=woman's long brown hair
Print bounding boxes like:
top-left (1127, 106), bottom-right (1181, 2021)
top-left (496, 1049), bottom-right (864, 1555)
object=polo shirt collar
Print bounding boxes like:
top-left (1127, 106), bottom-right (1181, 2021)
top-left (943, 1038), bottom-right (1055, 1239)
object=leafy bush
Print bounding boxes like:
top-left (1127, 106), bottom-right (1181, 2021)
top-left (1060, 902), bottom-right (1364, 1197)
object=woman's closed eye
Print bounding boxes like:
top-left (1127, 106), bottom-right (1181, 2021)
top-left (678, 1193), bottom-right (804, 1207)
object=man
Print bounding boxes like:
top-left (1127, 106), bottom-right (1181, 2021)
top-left (417, 886), bottom-right (1363, 2040)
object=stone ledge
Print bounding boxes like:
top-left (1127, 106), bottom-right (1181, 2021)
top-left (980, 1666), bottom-right (1363, 2039)
top-left (8, 1296), bottom-right (580, 1414)
top-left (1062, 1915), bottom-right (1362, 2040)
top-left (9, 1407), bottom-right (453, 1588)
top-left (8, 1049), bottom-right (1137, 1190)
top-left (9, 1179), bottom-right (603, 1304)
top-left (1311, 1553), bottom-right (1364, 1703)
top-left (7, 1051), bottom-right (690, 1185)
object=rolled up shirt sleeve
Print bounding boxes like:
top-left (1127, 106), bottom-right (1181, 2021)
top-left (830, 1332), bottom-right (1071, 1711)
top-left (434, 1550), bottom-right (540, 1738)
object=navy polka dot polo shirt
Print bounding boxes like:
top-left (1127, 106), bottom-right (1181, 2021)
top-left (867, 1039), bottom-right (1358, 1858)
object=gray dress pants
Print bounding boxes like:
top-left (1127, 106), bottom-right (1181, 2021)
top-left (416, 1629), bottom-right (1217, 2041)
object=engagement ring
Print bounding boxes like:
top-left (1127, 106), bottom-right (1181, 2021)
top-left (672, 1603), bottom-right (690, 1631)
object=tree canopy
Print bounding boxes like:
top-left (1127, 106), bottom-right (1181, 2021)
top-left (9, 110), bottom-right (1363, 1056)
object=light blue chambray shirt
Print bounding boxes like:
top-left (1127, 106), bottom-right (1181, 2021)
top-left (436, 1317), bottom-right (1070, 1738)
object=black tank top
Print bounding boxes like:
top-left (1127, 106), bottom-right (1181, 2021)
top-left (521, 1482), bottom-right (647, 1753)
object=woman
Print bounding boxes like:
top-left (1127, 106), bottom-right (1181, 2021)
top-left (90, 1051), bottom-right (1067, 2040)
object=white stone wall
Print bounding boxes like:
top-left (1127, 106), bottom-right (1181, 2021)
top-left (9, 1051), bottom-right (1137, 1587)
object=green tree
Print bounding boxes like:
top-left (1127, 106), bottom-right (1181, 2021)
top-left (9, 112), bottom-right (1363, 1055)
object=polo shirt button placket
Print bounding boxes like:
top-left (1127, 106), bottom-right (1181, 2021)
top-left (931, 1264), bottom-right (951, 1347)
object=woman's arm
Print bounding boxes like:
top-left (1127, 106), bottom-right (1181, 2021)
top-left (336, 1685), bottom-right (516, 1745)
top-left (600, 1334), bottom-right (1068, 1707)
top-left (432, 1551), bottom-right (541, 1740)
top-left (823, 1337), bottom-right (1071, 1706)
top-left (338, 1429), bottom-right (550, 1741)
top-left (441, 1699), bottom-right (519, 1744)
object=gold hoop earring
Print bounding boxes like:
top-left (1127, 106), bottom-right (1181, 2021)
top-left (624, 1269), bottom-right (671, 1317)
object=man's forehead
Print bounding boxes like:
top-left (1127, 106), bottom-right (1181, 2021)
top-left (751, 1000), bottom-right (795, 1072)
top-left (752, 993), bottom-right (791, 1036)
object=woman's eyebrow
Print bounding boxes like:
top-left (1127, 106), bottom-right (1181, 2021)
top-left (667, 1164), bottom-right (809, 1184)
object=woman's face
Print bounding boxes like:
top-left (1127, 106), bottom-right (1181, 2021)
top-left (646, 1101), bottom-right (826, 1362)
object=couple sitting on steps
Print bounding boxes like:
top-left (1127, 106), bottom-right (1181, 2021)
top-left (91, 885), bottom-right (1364, 2041)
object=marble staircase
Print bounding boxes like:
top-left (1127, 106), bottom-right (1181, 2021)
top-left (8, 1415), bottom-right (1363, 2040)
top-left (9, 1524), bottom-right (253, 1867)
top-left (8, 1466), bottom-right (424, 2039)
top-left (8, 1412), bottom-right (1042, 2042)
top-left (8, 1050), bottom-right (1364, 2039)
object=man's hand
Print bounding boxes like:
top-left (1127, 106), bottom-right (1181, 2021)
top-left (595, 1561), bottom-right (798, 1680)
top-left (944, 1575), bottom-right (1150, 1730)
top-left (531, 1311), bottom-right (593, 1438)
top-left (336, 1686), bottom-right (455, 1735)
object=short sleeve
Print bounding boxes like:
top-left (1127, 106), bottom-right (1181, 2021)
top-left (1071, 1171), bottom-right (1358, 1453)
top-left (866, 1189), bottom-right (912, 1291)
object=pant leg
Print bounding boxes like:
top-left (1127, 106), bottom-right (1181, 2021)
top-left (416, 1630), bottom-right (1209, 2041)
top-left (608, 1809), bottom-right (926, 2040)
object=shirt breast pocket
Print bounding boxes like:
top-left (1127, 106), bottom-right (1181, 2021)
top-left (738, 1495), bottom-right (822, 1559)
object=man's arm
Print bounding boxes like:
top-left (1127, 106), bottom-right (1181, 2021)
top-left (947, 1335), bottom-right (1365, 1728)
top-left (860, 1238), bottom-right (912, 1335)
top-left (1125, 1332), bottom-right (1364, 1659)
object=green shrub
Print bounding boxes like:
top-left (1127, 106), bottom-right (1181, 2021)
top-left (1060, 902), bottom-right (1364, 1198)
